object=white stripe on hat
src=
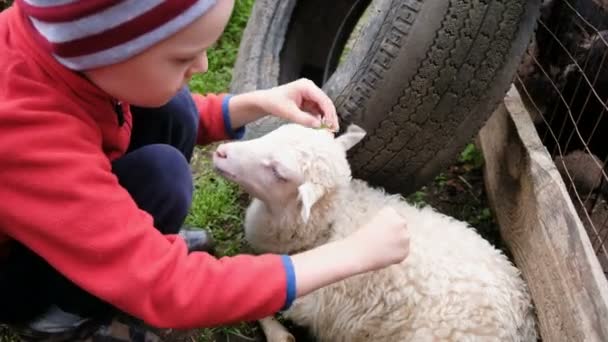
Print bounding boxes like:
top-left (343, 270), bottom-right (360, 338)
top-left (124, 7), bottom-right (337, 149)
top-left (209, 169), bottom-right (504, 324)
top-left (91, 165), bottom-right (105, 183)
top-left (54, 0), bottom-right (216, 70)
top-left (23, 0), bottom-right (78, 7)
top-left (30, 0), bottom-right (164, 44)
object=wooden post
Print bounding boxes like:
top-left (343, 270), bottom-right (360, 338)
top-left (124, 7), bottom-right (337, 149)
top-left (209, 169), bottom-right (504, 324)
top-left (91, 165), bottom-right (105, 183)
top-left (478, 85), bottom-right (608, 341)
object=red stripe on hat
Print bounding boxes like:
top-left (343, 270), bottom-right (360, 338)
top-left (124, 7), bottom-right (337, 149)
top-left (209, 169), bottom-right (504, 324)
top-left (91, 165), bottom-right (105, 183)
top-left (50, 0), bottom-right (199, 59)
top-left (16, 0), bottom-right (122, 23)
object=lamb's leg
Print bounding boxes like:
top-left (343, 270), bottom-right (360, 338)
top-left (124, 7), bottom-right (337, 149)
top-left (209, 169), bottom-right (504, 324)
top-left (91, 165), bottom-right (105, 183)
top-left (258, 316), bottom-right (295, 342)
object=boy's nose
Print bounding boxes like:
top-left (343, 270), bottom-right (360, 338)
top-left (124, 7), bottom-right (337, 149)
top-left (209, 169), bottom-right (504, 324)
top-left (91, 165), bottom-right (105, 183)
top-left (191, 52), bottom-right (208, 75)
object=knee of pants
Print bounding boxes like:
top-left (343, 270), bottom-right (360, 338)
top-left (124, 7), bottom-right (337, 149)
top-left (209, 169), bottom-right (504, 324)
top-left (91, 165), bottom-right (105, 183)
top-left (165, 86), bottom-right (199, 146)
top-left (113, 144), bottom-right (193, 233)
top-left (129, 86), bottom-right (199, 161)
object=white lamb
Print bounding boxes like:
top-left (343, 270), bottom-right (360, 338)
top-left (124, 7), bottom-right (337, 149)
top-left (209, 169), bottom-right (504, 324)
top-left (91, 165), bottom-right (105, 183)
top-left (212, 123), bottom-right (537, 342)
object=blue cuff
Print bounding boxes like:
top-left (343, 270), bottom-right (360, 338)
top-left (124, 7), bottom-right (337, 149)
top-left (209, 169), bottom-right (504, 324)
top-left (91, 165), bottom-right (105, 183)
top-left (280, 255), bottom-right (297, 311)
top-left (222, 94), bottom-right (245, 140)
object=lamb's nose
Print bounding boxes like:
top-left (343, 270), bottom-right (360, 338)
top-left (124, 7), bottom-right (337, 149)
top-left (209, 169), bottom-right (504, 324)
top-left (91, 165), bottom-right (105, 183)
top-left (215, 147), bottom-right (227, 159)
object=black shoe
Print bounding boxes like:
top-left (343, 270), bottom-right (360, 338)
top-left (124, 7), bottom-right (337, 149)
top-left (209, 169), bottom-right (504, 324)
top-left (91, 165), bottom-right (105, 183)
top-left (11, 309), bottom-right (197, 342)
top-left (13, 315), bottom-right (193, 342)
top-left (178, 228), bottom-right (216, 254)
top-left (11, 305), bottom-right (101, 341)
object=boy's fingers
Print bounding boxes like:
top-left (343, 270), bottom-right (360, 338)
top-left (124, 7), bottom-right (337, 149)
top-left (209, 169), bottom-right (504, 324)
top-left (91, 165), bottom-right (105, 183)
top-left (300, 111), bottom-right (322, 128)
top-left (298, 81), bottom-right (339, 131)
top-left (283, 102), bottom-right (321, 128)
top-left (301, 100), bottom-right (322, 117)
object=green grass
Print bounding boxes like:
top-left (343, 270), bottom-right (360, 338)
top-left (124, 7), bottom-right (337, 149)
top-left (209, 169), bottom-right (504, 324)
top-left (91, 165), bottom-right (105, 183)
top-left (189, 0), bottom-right (255, 94)
top-left (459, 143), bottom-right (485, 169)
top-left (186, 146), bottom-right (250, 258)
top-left (185, 1), bottom-right (259, 340)
top-left (0, 326), bottom-right (18, 342)
top-left (185, 0), bottom-right (254, 264)
top-left (184, 0), bottom-right (256, 260)
top-left (196, 322), bottom-right (261, 342)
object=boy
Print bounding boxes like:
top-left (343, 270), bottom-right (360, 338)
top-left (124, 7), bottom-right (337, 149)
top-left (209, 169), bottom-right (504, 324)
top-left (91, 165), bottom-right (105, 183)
top-left (0, 1), bottom-right (410, 341)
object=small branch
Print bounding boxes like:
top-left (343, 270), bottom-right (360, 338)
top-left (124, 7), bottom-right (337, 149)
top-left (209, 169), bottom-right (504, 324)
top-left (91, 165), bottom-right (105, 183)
top-left (258, 316), bottom-right (295, 342)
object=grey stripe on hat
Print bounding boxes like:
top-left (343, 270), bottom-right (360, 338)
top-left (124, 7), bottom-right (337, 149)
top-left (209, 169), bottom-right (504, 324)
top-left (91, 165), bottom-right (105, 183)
top-left (54, 0), bottom-right (217, 70)
top-left (23, 0), bottom-right (78, 7)
top-left (30, 0), bottom-right (164, 43)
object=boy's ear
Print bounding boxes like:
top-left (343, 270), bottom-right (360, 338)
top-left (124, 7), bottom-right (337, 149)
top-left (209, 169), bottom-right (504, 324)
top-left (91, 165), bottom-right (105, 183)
top-left (336, 124), bottom-right (366, 151)
top-left (297, 182), bottom-right (325, 223)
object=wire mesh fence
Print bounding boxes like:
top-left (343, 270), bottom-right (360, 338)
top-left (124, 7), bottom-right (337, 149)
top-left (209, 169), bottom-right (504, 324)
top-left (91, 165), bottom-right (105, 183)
top-left (516, 0), bottom-right (608, 276)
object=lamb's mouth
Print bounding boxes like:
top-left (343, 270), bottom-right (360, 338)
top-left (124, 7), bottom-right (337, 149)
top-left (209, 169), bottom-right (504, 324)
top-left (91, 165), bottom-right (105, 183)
top-left (213, 166), bottom-right (237, 181)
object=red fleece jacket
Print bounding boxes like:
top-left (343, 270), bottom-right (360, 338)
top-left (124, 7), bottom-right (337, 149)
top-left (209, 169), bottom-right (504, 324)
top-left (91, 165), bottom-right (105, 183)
top-left (0, 6), bottom-right (295, 328)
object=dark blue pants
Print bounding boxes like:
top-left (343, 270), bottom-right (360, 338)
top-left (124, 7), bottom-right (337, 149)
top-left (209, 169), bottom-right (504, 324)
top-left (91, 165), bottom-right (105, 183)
top-left (0, 87), bottom-right (199, 323)
top-left (115, 86), bottom-right (198, 234)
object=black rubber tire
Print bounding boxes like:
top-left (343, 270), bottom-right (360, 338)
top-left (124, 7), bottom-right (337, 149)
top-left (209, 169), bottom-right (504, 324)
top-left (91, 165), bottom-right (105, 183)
top-left (230, 0), bottom-right (541, 194)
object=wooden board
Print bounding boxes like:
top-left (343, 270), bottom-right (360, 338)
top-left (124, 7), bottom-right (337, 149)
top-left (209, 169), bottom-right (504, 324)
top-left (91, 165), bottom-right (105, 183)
top-left (478, 85), bottom-right (608, 341)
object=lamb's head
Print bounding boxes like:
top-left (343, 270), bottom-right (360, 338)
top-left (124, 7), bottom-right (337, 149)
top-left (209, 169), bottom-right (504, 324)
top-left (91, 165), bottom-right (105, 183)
top-left (212, 123), bottom-right (366, 223)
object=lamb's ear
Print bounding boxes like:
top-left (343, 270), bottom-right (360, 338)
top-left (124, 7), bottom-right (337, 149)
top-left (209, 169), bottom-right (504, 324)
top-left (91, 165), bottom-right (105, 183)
top-left (297, 182), bottom-right (325, 223)
top-left (336, 124), bottom-right (366, 151)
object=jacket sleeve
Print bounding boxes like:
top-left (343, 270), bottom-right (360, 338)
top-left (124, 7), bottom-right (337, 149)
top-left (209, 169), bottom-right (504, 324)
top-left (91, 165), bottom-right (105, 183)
top-left (192, 93), bottom-right (245, 145)
top-left (0, 105), bottom-right (296, 329)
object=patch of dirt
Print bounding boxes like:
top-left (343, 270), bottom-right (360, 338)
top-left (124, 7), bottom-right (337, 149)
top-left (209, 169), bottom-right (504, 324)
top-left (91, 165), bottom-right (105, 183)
top-left (420, 158), bottom-right (505, 252)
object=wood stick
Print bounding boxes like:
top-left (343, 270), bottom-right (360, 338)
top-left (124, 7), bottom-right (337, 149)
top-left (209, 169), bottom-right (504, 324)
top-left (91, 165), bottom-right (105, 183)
top-left (258, 316), bottom-right (295, 342)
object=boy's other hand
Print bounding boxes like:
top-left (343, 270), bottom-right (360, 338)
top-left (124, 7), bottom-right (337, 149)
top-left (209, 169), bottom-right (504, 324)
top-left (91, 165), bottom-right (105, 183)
top-left (289, 206), bottom-right (409, 298)
top-left (348, 206), bottom-right (410, 271)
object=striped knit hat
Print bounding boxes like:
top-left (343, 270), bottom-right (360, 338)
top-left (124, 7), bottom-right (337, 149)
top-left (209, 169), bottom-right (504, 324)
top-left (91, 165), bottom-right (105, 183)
top-left (17, 0), bottom-right (217, 71)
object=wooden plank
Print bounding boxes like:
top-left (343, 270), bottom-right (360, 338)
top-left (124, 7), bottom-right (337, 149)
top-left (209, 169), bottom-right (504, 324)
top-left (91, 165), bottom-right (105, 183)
top-left (478, 85), bottom-right (608, 341)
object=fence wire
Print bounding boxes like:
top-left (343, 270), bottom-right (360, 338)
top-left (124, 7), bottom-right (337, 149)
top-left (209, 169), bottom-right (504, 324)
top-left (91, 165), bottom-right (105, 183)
top-left (515, 0), bottom-right (608, 276)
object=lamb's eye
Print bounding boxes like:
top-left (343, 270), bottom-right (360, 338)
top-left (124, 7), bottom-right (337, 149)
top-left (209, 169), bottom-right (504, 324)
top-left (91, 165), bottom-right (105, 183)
top-left (271, 165), bottom-right (288, 182)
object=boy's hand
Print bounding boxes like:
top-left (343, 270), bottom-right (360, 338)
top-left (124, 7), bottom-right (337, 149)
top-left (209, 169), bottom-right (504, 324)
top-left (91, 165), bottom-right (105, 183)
top-left (258, 78), bottom-right (339, 132)
top-left (228, 78), bottom-right (339, 132)
top-left (347, 206), bottom-right (410, 271)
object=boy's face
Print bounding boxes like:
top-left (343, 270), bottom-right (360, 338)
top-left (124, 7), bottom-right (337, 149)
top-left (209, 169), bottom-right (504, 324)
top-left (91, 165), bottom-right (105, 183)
top-left (84, 0), bottom-right (235, 107)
